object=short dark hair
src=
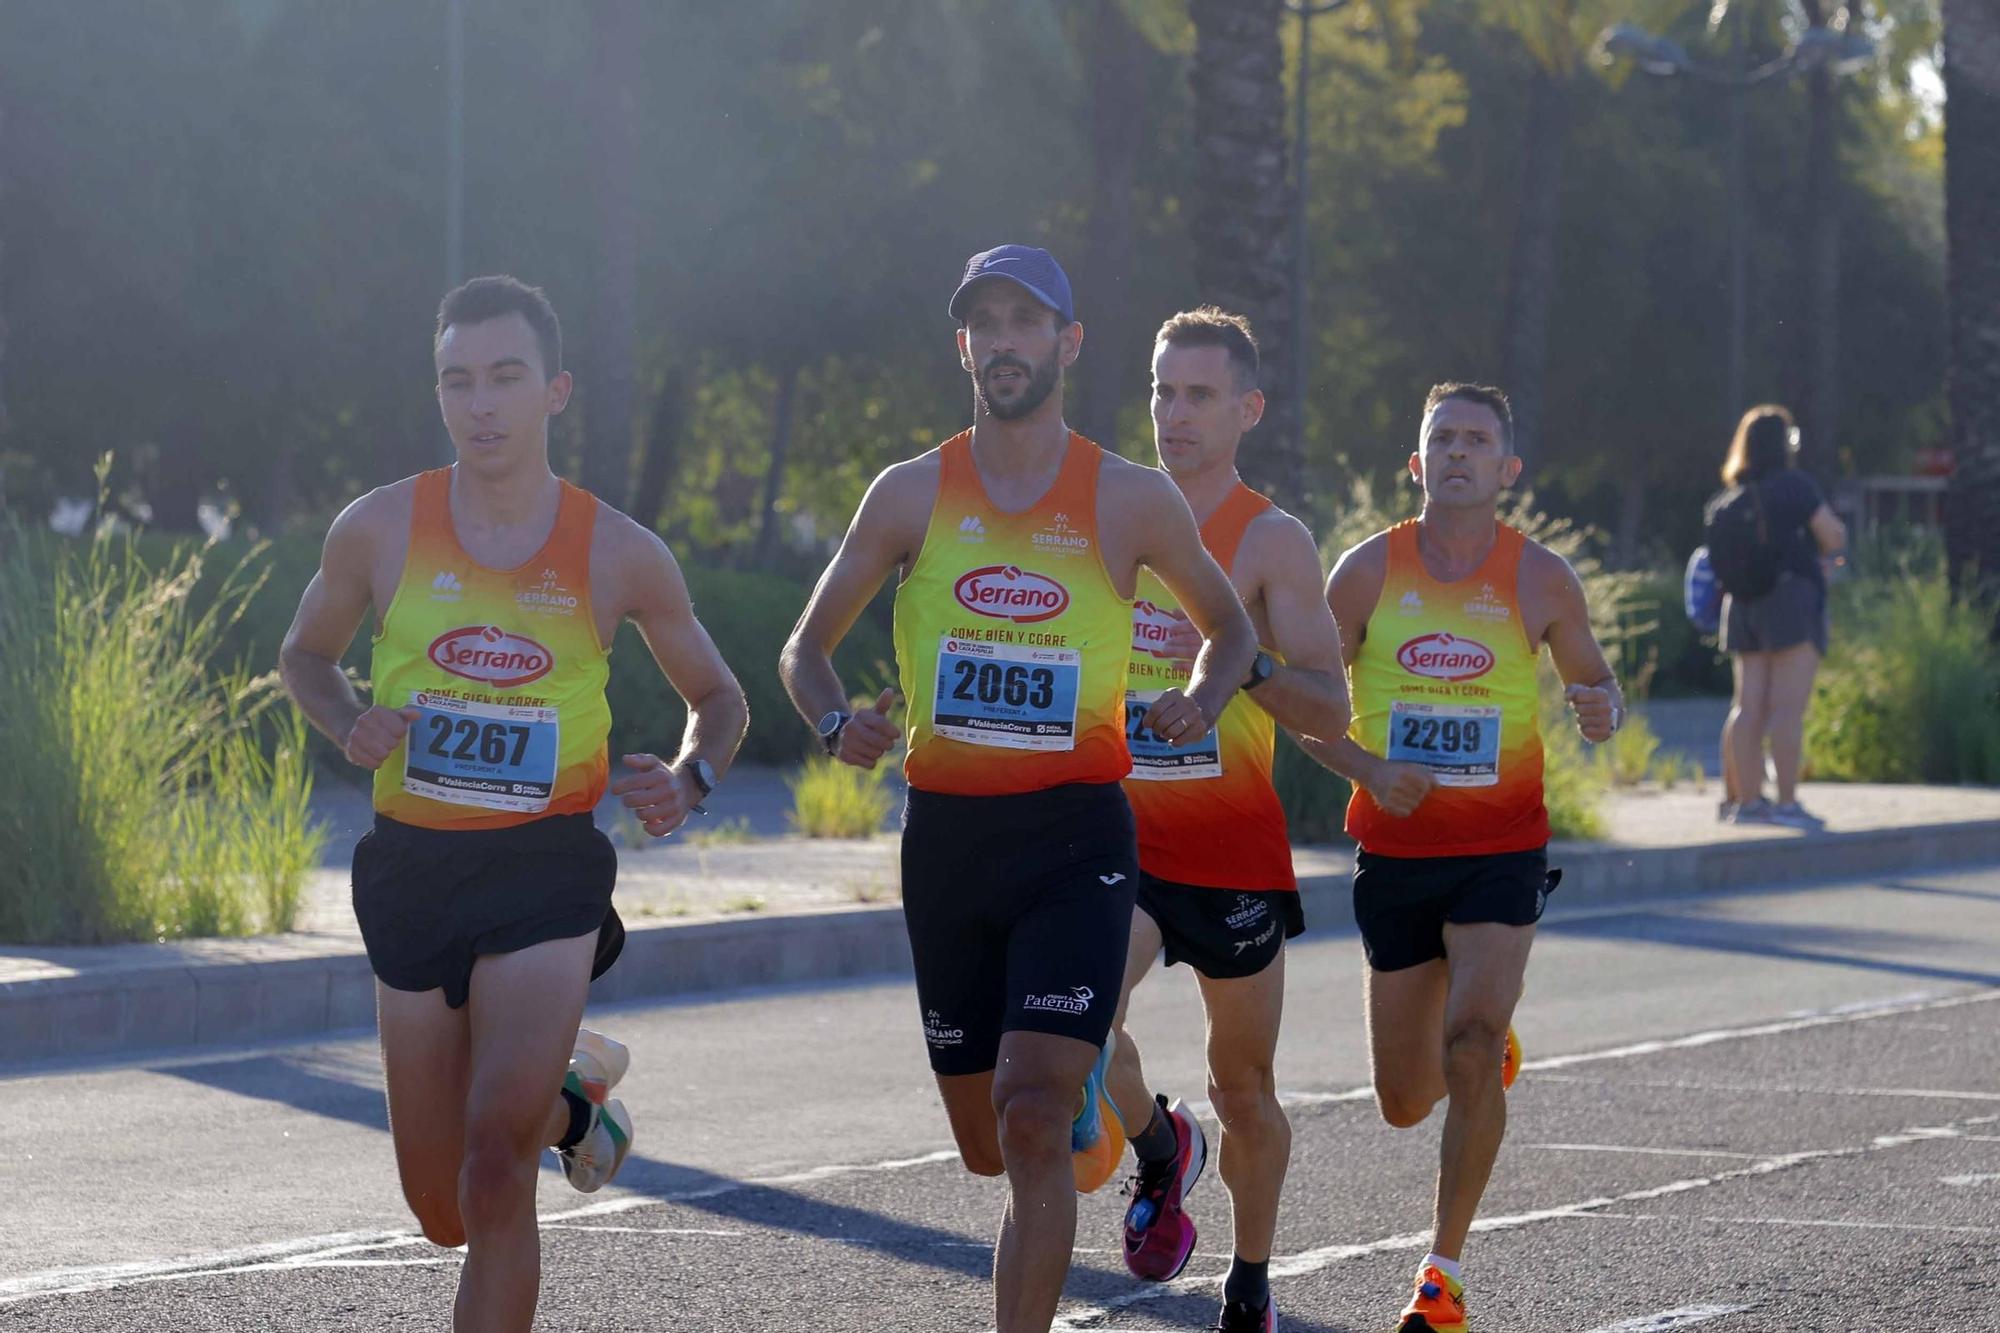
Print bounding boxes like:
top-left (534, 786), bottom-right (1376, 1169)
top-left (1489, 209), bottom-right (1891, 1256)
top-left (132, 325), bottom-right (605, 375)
top-left (435, 275), bottom-right (563, 378)
top-left (1155, 306), bottom-right (1261, 391)
top-left (1422, 381), bottom-right (1513, 452)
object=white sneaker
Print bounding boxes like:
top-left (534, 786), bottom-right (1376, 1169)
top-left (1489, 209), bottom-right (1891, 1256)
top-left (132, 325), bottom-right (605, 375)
top-left (568, 1028), bottom-right (629, 1105)
top-left (560, 1097), bottom-right (634, 1193)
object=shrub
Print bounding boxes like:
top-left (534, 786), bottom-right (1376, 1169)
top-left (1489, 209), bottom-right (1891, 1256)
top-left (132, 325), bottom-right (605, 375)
top-left (1806, 560), bottom-right (2000, 784)
top-left (787, 755), bottom-right (896, 837)
top-left (0, 517), bottom-right (324, 943)
top-left (1540, 668), bottom-right (1610, 840)
top-left (1596, 708), bottom-right (1662, 787)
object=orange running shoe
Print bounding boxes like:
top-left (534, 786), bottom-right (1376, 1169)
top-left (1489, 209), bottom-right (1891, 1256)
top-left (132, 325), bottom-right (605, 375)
top-left (1501, 1026), bottom-right (1521, 1091)
top-left (1394, 1263), bottom-right (1467, 1333)
top-left (1071, 1034), bottom-right (1125, 1193)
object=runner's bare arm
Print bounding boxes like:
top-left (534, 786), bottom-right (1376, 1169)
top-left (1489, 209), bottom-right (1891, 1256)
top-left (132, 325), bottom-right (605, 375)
top-left (1531, 545), bottom-right (1623, 744)
top-left (1236, 511), bottom-right (1350, 742)
top-left (1124, 468), bottom-right (1256, 743)
top-left (608, 515), bottom-right (749, 777)
top-left (780, 461), bottom-right (929, 766)
top-left (600, 513), bottom-right (749, 835)
top-left (1288, 536), bottom-right (1435, 817)
top-left (279, 492), bottom-right (416, 769)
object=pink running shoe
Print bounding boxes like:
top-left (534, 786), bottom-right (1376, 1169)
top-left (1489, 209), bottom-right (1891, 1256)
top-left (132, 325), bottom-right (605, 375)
top-left (1121, 1095), bottom-right (1208, 1281)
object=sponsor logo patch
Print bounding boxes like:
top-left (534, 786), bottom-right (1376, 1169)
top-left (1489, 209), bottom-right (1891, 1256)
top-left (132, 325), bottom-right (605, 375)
top-left (427, 625), bottom-right (554, 689)
top-left (1021, 985), bottom-right (1095, 1015)
top-left (953, 565), bottom-right (1071, 624)
top-left (1396, 632), bottom-right (1495, 683)
top-left (1131, 599), bottom-right (1189, 658)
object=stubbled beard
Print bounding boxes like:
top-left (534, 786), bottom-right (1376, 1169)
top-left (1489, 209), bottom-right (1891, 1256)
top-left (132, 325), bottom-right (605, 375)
top-left (975, 352), bottom-right (1060, 421)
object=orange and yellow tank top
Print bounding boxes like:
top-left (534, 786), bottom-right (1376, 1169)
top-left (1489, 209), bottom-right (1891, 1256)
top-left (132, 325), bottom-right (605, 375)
top-left (1123, 483), bottom-right (1294, 890)
top-left (894, 431), bottom-right (1134, 796)
top-left (1346, 519), bottom-right (1548, 857)
top-left (370, 468), bottom-right (612, 830)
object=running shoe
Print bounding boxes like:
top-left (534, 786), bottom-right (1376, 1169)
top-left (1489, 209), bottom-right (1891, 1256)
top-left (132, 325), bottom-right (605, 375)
top-left (1715, 798), bottom-right (1738, 823)
top-left (1501, 1025), bottom-right (1521, 1092)
top-left (1731, 798), bottom-right (1774, 825)
top-left (1072, 1033), bottom-right (1125, 1194)
top-left (1767, 801), bottom-right (1826, 831)
top-left (559, 1097), bottom-right (634, 1193)
top-left (566, 1028), bottom-right (630, 1105)
top-left (1122, 1095), bottom-right (1208, 1281)
top-left (1394, 1264), bottom-right (1466, 1333)
top-left (1212, 1297), bottom-right (1276, 1331)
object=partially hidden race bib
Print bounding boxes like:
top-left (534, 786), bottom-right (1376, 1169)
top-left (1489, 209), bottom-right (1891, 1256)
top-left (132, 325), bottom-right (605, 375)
top-left (403, 691), bottom-right (561, 813)
top-left (931, 636), bottom-right (1080, 751)
top-left (1124, 689), bottom-right (1221, 781)
top-left (1387, 699), bottom-right (1501, 788)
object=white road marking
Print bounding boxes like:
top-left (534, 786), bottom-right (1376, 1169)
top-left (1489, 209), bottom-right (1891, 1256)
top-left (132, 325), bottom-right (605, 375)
top-left (1585, 1211), bottom-right (2000, 1236)
top-left (541, 1225), bottom-right (746, 1237)
top-left (0, 1148), bottom-right (961, 1307)
top-left (10, 989), bottom-right (1996, 1311)
top-left (1039, 1110), bottom-right (2000, 1331)
top-left (1941, 1172), bottom-right (2000, 1187)
top-left (1581, 1305), bottom-right (1751, 1332)
top-left (1524, 1143), bottom-right (1765, 1160)
top-left (1534, 1073), bottom-right (2000, 1102)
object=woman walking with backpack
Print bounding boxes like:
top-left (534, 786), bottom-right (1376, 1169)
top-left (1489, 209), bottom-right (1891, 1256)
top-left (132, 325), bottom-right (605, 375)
top-left (1707, 404), bottom-right (1847, 828)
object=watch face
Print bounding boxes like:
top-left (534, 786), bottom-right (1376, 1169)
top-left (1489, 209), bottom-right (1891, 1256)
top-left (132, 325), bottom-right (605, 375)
top-left (818, 710), bottom-right (845, 738)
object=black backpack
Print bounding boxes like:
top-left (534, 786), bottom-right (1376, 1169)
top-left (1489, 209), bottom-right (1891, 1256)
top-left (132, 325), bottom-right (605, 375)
top-left (1702, 481), bottom-right (1781, 600)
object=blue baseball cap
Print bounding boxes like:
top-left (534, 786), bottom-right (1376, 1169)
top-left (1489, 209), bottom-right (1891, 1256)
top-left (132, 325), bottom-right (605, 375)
top-left (948, 245), bottom-right (1075, 326)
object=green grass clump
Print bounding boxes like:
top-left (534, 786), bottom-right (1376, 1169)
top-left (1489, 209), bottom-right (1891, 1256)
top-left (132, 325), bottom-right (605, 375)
top-left (1806, 558), bottom-right (2000, 784)
top-left (0, 501), bottom-right (323, 943)
top-left (787, 755), bottom-right (895, 838)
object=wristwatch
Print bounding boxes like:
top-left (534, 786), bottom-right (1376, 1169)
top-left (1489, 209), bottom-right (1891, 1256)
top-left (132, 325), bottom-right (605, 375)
top-left (678, 758), bottom-right (716, 814)
top-left (817, 709), bottom-right (852, 757)
top-left (1242, 650), bottom-right (1275, 692)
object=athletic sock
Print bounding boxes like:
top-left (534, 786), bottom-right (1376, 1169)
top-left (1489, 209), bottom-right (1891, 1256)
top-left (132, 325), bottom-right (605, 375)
top-left (1422, 1252), bottom-right (1462, 1284)
top-left (1127, 1097), bottom-right (1178, 1165)
top-left (1223, 1256), bottom-right (1270, 1310)
top-left (556, 1087), bottom-right (591, 1151)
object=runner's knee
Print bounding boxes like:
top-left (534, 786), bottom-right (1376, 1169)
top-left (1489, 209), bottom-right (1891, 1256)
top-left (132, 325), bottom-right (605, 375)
top-left (1375, 1085), bottom-right (1440, 1129)
top-left (994, 1084), bottom-right (1075, 1163)
top-left (1208, 1065), bottom-right (1282, 1135)
top-left (457, 1139), bottom-right (538, 1231)
top-left (1442, 1017), bottom-right (1507, 1090)
top-left (403, 1185), bottom-right (466, 1248)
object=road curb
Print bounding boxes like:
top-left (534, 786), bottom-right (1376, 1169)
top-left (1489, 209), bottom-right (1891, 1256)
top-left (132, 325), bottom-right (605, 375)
top-left (5, 820), bottom-right (1997, 1067)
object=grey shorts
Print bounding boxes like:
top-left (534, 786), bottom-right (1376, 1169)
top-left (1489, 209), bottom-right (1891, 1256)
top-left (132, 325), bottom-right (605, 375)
top-left (1722, 572), bottom-right (1827, 656)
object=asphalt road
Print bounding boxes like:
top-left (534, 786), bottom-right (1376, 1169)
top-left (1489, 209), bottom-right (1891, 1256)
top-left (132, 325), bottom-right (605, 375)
top-left (3, 866), bottom-right (1998, 1331)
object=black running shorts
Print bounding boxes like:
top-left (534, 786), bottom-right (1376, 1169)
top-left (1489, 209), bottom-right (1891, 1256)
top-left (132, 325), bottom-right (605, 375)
top-left (351, 812), bottom-right (625, 1009)
top-left (900, 781), bottom-right (1140, 1076)
top-left (1351, 847), bottom-right (1559, 973)
top-left (1136, 874), bottom-right (1303, 980)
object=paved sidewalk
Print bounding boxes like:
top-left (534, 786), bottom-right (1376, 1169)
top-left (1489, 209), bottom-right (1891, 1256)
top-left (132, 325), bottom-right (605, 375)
top-left (5, 781), bottom-right (1999, 1065)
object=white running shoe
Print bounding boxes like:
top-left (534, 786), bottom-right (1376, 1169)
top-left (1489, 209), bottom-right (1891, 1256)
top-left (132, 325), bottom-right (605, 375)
top-left (560, 1098), bottom-right (634, 1193)
top-left (568, 1028), bottom-right (630, 1105)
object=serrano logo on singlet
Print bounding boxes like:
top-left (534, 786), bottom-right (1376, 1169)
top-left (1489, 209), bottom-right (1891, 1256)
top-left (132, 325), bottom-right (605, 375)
top-left (427, 626), bottom-right (554, 689)
top-left (953, 565), bottom-right (1070, 624)
top-left (1130, 599), bottom-right (1188, 658)
top-left (1396, 632), bottom-right (1495, 682)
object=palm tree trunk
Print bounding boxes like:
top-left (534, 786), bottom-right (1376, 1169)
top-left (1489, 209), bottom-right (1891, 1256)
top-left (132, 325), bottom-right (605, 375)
top-left (1498, 67), bottom-right (1572, 470)
top-left (1800, 1), bottom-right (1841, 458)
top-left (629, 364), bottom-right (688, 534)
top-left (580, 0), bottom-right (640, 501)
top-left (1071, 0), bottom-right (1152, 453)
top-left (1189, 0), bottom-right (1299, 505)
top-left (1943, 0), bottom-right (2000, 593)
top-left (751, 360), bottom-right (801, 570)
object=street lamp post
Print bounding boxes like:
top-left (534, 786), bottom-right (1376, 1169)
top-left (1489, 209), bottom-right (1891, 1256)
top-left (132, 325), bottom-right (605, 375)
top-left (1598, 17), bottom-right (1875, 430)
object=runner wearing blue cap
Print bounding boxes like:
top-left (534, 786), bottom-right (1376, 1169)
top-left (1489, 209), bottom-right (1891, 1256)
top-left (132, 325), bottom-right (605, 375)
top-left (783, 244), bottom-right (1256, 1333)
